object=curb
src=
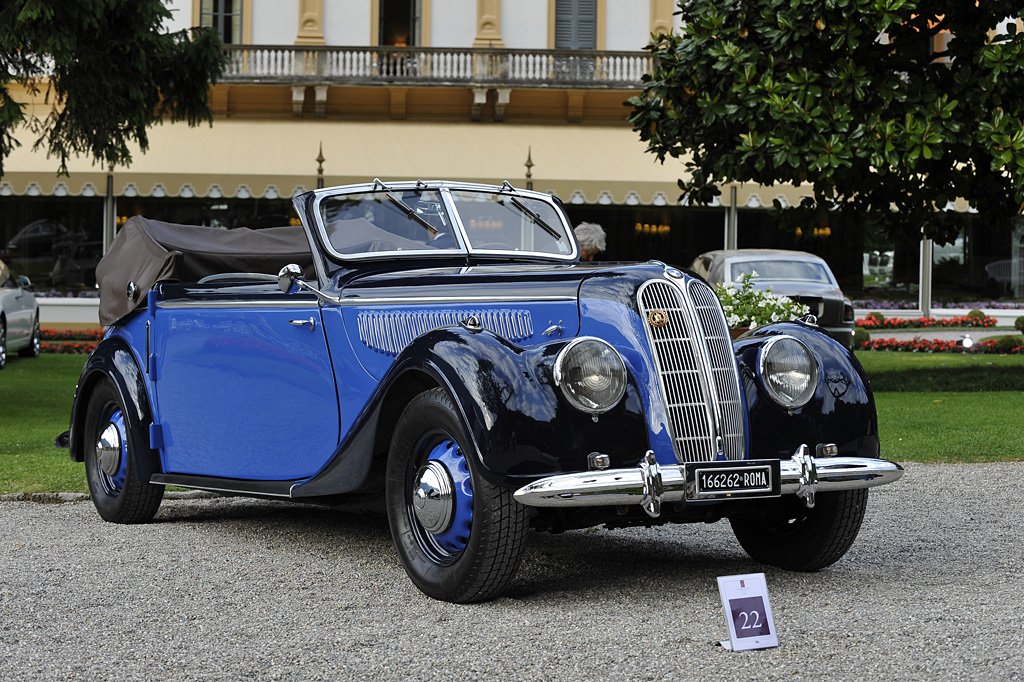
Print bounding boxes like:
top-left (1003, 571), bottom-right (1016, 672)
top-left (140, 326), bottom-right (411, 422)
top-left (0, 490), bottom-right (221, 504)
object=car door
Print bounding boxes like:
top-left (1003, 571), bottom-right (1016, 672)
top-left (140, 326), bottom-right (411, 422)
top-left (1, 276), bottom-right (33, 347)
top-left (149, 295), bottom-right (341, 481)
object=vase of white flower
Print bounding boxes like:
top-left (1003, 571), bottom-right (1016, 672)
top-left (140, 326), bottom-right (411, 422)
top-left (714, 272), bottom-right (810, 331)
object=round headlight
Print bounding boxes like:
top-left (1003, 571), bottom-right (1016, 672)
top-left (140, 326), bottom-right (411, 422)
top-left (554, 338), bottom-right (627, 414)
top-left (758, 336), bottom-right (818, 409)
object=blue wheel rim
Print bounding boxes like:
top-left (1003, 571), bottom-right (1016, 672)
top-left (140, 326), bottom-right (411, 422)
top-left (98, 409), bottom-right (128, 496)
top-left (410, 438), bottom-right (474, 561)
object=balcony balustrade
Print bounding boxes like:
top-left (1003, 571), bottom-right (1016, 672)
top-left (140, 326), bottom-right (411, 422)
top-left (222, 45), bottom-right (651, 89)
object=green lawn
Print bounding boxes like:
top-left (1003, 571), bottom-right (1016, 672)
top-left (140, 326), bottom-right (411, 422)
top-left (1, 351), bottom-right (1021, 495)
top-left (0, 355), bottom-right (88, 494)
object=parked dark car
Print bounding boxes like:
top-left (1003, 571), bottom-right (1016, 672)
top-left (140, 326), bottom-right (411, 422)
top-left (690, 249), bottom-right (856, 348)
top-left (0, 259), bottom-right (41, 369)
top-left (60, 181), bottom-right (902, 602)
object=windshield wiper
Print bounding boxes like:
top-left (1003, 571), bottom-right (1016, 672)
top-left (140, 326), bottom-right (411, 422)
top-left (497, 197), bottom-right (563, 241)
top-left (382, 191), bottom-right (439, 237)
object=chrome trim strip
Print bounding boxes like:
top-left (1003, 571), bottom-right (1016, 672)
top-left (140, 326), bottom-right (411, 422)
top-left (157, 300), bottom-right (320, 309)
top-left (513, 448), bottom-right (904, 517)
top-left (340, 294), bottom-right (575, 305)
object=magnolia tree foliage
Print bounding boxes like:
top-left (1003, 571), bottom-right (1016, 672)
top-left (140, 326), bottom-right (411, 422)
top-left (0, 0), bottom-right (226, 177)
top-left (628, 0), bottom-right (1024, 244)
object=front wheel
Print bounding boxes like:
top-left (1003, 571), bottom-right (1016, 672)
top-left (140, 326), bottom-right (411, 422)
top-left (83, 378), bottom-right (164, 524)
top-left (386, 388), bottom-right (529, 603)
top-left (729, 489), bottom-right (868, 571)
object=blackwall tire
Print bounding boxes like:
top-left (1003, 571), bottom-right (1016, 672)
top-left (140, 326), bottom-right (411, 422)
top-left (730, 489), bottom-right (868, 572)
top-left (386, 388), bottom-right (529, 603)
top-left (83, 378), bottom-right (164, 524)
top-left (0, 320), bottom-right (6, 370)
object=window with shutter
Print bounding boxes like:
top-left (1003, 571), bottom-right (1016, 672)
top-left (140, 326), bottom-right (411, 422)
top-left (555, 0), bottom-right (597, 50)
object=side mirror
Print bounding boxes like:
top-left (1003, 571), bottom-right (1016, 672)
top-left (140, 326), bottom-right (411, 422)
top-left (17, 275), bottom-right (31, 289)
top-left (278, 263), bottom-right (304, 293)
top-left (277, 263), bottom-right (342, 306)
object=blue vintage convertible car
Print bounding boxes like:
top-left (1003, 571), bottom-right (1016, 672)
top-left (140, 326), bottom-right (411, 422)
top-left (61, 180), bottom-right (902, 602)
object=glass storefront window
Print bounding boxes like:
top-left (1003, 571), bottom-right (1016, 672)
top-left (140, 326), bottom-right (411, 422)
top-left (0, 197), bottom-right (104, 297)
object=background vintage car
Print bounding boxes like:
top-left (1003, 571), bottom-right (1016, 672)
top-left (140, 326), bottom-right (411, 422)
top-left (61, 181), bottom-right (902, 603)
top-left (690, 249), bottom-right (856, 348)
top-left (0, 258), bottom-right (41, 369)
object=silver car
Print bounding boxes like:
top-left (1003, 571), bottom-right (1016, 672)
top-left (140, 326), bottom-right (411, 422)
top-left (690, 249), bottom-right (855, 348)
top-left (0, 259), bottom-right (41, 369)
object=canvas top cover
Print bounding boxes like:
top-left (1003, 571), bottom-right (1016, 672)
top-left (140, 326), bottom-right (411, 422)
top-left (96, 216), bottom-right (313, 325)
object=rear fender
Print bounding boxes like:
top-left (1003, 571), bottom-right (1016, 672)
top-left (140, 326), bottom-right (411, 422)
top-left (67, 336), bottom-right (161, 482)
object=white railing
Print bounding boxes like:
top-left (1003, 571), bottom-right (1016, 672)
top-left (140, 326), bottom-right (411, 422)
top-left (222, 45), bottom-right (651, 89)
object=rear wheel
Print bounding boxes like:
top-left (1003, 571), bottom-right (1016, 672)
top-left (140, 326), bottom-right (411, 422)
top-left (18, 315), bottom-right (40, 358)
top-left (386, 388), bottom-right (529, 603)
top-left (0, 320), bottom-right (6, 369)
top-left (730, 489), bottom-right (868, 571)
top-left (83, 378), bottom-right (164, 523)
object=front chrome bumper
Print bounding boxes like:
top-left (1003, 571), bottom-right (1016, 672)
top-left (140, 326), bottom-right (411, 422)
top-left (513, 444), bottom-right (904, 518)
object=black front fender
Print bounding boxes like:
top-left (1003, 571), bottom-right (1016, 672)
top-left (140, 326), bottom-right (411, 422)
top-left (735, 321), bottom-right (879, 460)
top-left (293, 326), bottom-right (648, 497)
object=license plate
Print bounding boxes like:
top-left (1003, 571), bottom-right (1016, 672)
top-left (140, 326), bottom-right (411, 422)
top-left (684, 460), bottom-right (780, 500)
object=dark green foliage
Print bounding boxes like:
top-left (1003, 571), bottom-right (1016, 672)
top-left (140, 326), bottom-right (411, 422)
top-left (966, 308), bottom-right (988, 320)
top-left (0, 0), bottom-right (227, 176)
top-left (1015, 315), bottom-right (1024, 331)
top-left (867, 364), bottom-right (1024, 392)
top-left (627, 0), bottom-right (1024, 244)
top-left (993, 334), bottom-right (1024, 353)
top-left (866, 310), bottom-right (885, 323)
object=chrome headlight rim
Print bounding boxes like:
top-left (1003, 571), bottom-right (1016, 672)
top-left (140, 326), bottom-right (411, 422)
top-left (553, 337), bottom-right (627, 414)
top-left (757, 335), bottom-right (819, 410)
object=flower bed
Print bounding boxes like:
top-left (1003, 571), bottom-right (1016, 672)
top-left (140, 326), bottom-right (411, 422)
top-left (40, 328), bottom-right (104, 354)
top-left (856, 315), bottom-right (997, 330)
top-left (857, 337), bottom-right (1023, 354)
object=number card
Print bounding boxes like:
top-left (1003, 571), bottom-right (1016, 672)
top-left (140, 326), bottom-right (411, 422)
top-left (716, 573), bottom-right (778, 651)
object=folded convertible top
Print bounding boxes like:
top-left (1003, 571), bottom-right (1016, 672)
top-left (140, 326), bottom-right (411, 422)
top-left (95, 216), bottom-right (313, 325)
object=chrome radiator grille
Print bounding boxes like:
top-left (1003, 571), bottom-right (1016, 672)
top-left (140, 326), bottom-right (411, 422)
top-left (637, 278), bottom-right (746, 462)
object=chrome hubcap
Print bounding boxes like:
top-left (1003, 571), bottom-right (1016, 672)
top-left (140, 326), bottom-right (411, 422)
top-left (412, 460), bottom-right (455, 534)
top-left (96, 423), bottom-right (123, 477)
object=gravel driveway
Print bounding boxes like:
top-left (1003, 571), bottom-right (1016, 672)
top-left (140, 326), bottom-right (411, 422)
top-left (2, 462), bottom-right (1021, 681)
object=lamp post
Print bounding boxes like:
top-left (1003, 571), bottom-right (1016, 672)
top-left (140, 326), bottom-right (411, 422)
top-left (524, 147), bottom-right (533, 190)
top-left (316, 143), bottom-right (325, 189)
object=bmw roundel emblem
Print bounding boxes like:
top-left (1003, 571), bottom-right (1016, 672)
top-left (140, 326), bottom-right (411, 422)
top-left (648, 310), bottom-right (669, 328)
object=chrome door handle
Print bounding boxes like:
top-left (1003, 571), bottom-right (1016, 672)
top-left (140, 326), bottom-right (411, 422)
top-left (289, 317), bottom-right (316, 330)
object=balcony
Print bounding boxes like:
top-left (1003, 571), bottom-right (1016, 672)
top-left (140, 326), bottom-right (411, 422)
top-left (221, 45), bottom-right (652, 90)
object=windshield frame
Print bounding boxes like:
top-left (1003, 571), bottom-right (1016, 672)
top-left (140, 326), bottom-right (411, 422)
top-left (308, 181), bottom-right (578, 264)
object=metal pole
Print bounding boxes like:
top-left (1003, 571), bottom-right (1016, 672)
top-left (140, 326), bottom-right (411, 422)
top-left (919, 235), bottom-right (933, 318)
top-left (524, 147), bottom-right (533, 190)
top-left (103, 164), bottom-right (115, 253)
top-left (725, 186), bottom-right (738, 250)
top-left (316, 143), bottom-right (325, 189)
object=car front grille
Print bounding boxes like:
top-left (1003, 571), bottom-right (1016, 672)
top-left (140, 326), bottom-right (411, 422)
top-left (637, 278), bottom-right (746, 463)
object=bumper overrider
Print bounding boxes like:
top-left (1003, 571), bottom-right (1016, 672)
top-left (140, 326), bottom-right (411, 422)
top-left (513, 444), bottom-right (904, 518)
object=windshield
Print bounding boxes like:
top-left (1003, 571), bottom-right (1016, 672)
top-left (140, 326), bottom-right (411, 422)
top-left (320, 189), bottom-right (457, 255)
top-left (730, 260), bottom-right (833, 283)
top-left (449, 189), bottom-right (572, 256)
top-left (317, 186), bottom-right (574, 259)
